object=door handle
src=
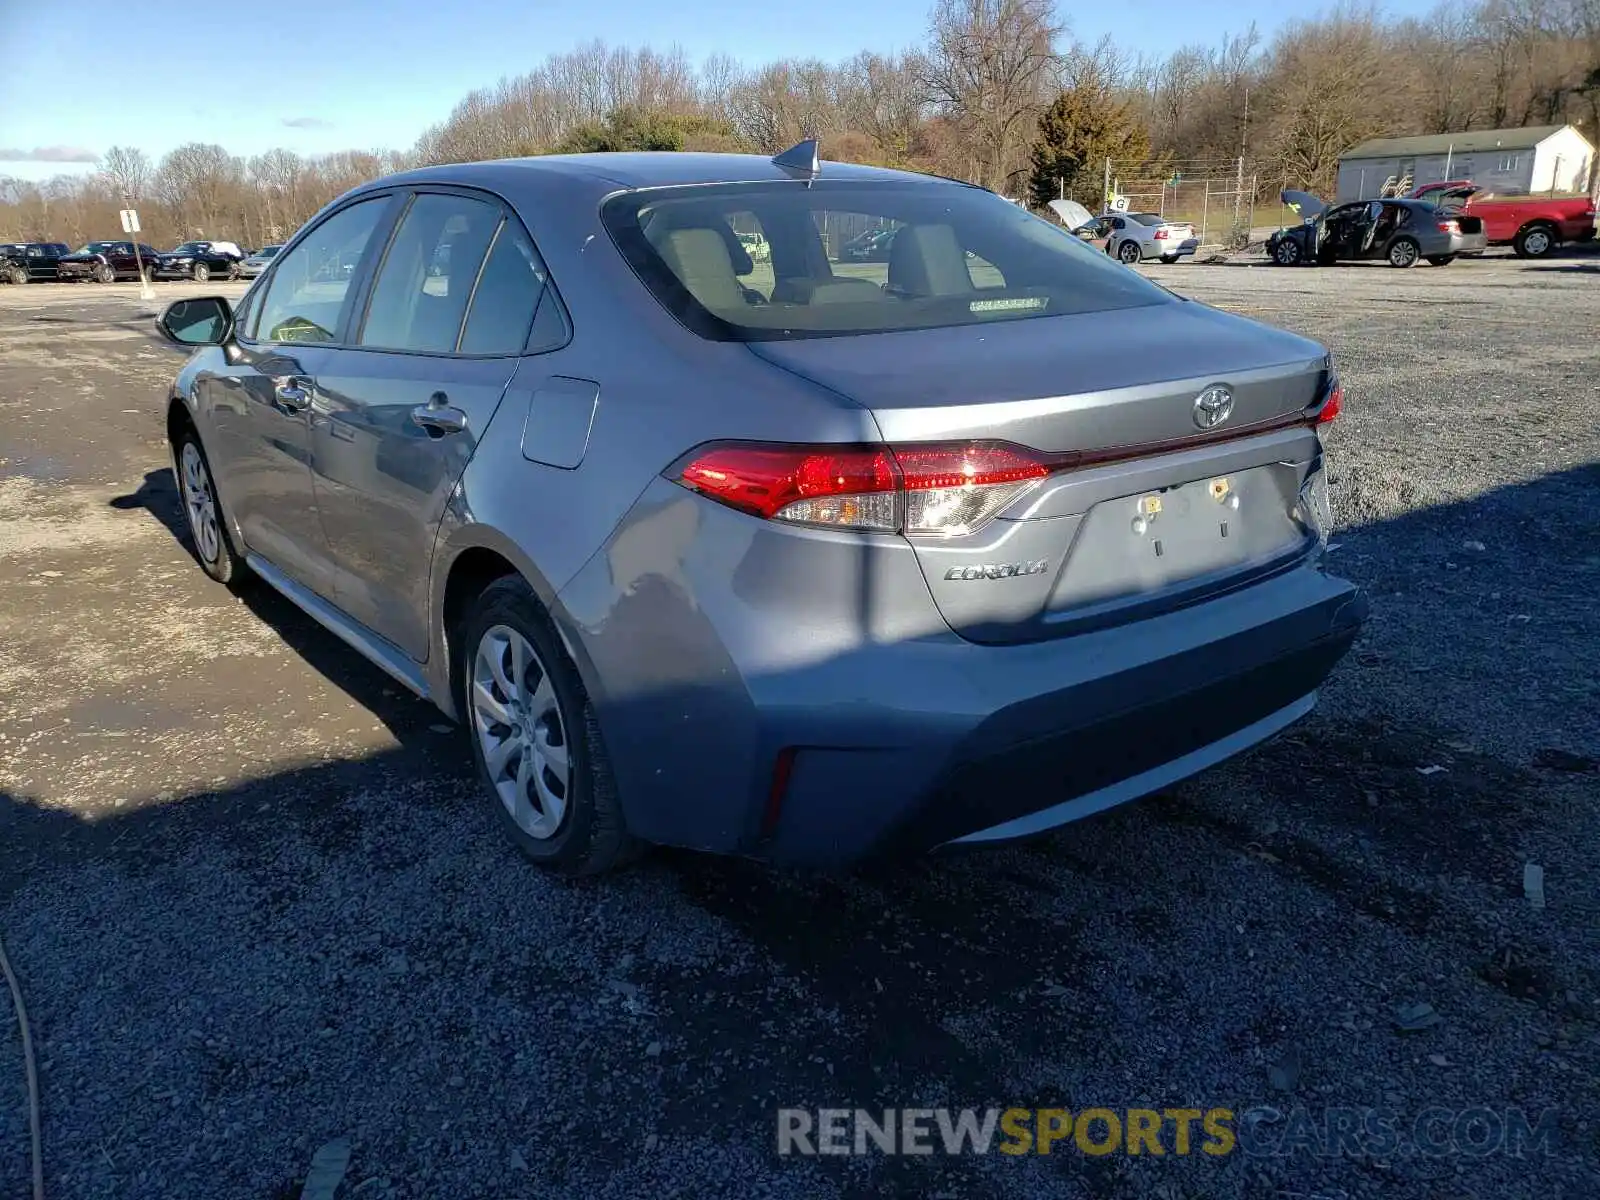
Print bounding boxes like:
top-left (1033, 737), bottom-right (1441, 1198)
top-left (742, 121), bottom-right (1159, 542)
top-left (411, 393), bottom-right (468, 437)
top-left (273, 379), bottom-right (310, 414)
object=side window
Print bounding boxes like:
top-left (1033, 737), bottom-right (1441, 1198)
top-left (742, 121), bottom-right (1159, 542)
top-left (255, 198), bottom-right (388, 344)
top-left (1111, 217), bottom-right (1125, 231)
top-left (458, 220), bottom-right (550, 355)
top-left (359, 193), bottom-right (500, 354)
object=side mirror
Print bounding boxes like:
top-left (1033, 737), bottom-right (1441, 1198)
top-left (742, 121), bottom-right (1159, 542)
top-left (158, 296), bottom-right (234, 347)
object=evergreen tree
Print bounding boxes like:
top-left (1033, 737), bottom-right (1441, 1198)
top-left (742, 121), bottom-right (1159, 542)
top-left (1027, 74), bottom-right (1152, 209)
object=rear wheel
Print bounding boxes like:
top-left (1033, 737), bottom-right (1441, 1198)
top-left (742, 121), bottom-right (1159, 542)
top-left (96, 263), bottom-right (116, 283)
top-left (175, 431), bottom-right (246, 585)
top-left (1427, 255), bottom-right (1454, 266)
top-left (1117, 240), bottom-right (1141, 264)
top-left (192, 262), bottom-right (211, 283)
top-left (1160, 254), bottom-right (1179, 264)
top-left (1513, 224), bottom-right (1554, 258)
top-left (460, 577), bottom-right (637, 875)
top-left (1273, 239), bottom-right (1302, 266)
top-left (1387, 238), bottom-right (1420, 268)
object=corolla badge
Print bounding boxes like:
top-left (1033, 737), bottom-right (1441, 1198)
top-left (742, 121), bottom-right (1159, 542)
top-left (1192, 384), bottom-right (1235, 430)
top-left (944, 560), bottom-right (1049, 581)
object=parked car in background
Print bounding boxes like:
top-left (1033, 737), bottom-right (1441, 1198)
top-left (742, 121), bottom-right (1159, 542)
top-left (0, 241), bottom-right (71, 283)
top-left (56, 241), bottom-right (161, 282)
top-left (838, 228), bottom-right (897, 262)
top-left (1408, 181), bottom-right (1596, 258)
top-left (156, 240), bottom-right (245, 282)
top-left (1269, 192), bottom-right (1486, 267)
top-left (154, 148), bottom-right (1362, 875)
top-left (1102, 212), bottom-right (1198, 264)
top-left (238, 244), bottom-right (284, 278)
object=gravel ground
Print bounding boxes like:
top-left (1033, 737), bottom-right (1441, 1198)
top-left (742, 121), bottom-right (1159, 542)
top-left (1, 257), bottom-right (1597, 1200)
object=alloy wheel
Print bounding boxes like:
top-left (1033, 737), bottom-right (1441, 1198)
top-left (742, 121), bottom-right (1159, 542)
top-left (1389, 240), bottom-right (1418, 267)
top-left (472, 624), bottom-right (571, 840)
top-left (179, 441), bottom-right (221, 564)
top-left (1118, 241), bottom-right (1140, 264)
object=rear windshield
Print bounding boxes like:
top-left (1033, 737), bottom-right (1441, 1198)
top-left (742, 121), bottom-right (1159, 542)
top-left (602, 180), bottom-right (1171, 341)
top-left (1128, 212), bottom-right (1164, 226)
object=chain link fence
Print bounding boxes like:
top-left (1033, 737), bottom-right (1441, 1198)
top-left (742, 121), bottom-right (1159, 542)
top-left (1106, 167), bottom-right (1260, 250)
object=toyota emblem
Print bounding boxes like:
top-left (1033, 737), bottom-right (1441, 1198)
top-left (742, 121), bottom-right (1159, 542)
top-left (1193, 384), bottom-right (1235, 430)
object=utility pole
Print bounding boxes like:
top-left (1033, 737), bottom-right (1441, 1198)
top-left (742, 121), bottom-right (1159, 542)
top-left (1232, 88), bottom-right (1250, 247)
top-left (1104, 156), bottom-right (1111, 211)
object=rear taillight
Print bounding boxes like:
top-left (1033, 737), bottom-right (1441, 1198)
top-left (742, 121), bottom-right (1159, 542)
top-left (1313, 380), bottom-right (1343, 425)
top-left (672, 441), bottom-right (1053, 537)
top-left (1153, 228), bottom-right (1169, 240)
top-left (1437, 220), bottom-right (1459, 234)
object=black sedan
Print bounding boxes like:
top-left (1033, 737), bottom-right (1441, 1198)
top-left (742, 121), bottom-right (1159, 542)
top-left (56, 241), bottom-right (162, 282)
top-left (154, 241), bottom-right (245, 282)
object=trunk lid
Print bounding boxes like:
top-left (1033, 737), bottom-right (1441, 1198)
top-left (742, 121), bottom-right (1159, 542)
top-left (1281, 189), bottom-right (1327, 220)
top-left (748, 302), bottom-right (1332, 644)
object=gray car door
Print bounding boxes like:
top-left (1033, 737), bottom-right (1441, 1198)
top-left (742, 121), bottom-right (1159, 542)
top-left (308, 189), bottom-right (555, 660)
top-left (200, 194), bottom-right (396, 594)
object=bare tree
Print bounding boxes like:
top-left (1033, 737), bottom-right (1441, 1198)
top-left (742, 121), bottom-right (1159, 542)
top-left (99, 146), bottom-right (152, 203)
top-left (921, 0), bottom-right (1065, 192)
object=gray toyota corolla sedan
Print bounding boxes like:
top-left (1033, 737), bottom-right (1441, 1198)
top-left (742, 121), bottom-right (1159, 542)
top-left (156, 143), bottom-right (1365, 874)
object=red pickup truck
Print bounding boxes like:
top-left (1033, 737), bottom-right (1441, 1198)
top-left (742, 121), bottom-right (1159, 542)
top-left (1409, 181), bottom-right (1597, 257)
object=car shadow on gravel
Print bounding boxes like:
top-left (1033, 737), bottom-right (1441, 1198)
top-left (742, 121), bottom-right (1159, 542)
top-left (20, 460), bottom-right (1592, 1197)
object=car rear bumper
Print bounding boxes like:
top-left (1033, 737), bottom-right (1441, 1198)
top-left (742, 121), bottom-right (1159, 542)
top-left (558, 481), bottom-right (1366, 867)
top-left (771, 570), bottom-right (1363, 864)
top-left (1444, 232), bottom-right (1488, 255)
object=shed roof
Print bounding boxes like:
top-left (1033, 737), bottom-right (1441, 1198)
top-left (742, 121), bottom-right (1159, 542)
top-left (1339, 125), bottom-right (1582, 161)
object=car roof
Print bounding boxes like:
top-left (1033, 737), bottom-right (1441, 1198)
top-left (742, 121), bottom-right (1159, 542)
top-left (368, 153), bottom-right (968, 195)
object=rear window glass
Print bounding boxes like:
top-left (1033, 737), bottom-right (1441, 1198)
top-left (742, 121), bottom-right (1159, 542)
top-left (602, 180), bottom-right (1170, 342)
top-left (1128, 213), bottom-right (1164, 227)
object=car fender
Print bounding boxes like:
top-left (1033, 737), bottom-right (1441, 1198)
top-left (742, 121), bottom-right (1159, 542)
top-left (423, 510), bottom-right (596, 721)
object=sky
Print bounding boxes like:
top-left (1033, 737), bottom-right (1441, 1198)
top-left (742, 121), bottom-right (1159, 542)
top-left (0, 0), bottom-right (1436, 182)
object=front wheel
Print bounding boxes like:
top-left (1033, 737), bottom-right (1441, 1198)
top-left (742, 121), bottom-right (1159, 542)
top-left (1160, 254), bottom-right (1179, 264)
top-left (1117, 240), bottom-right (1141, 265)
top-left (1514, 225), bottom-right (1554, 258)
top-left (6, 266), bottom-right (26, 285)
top-left (175, 432), bottom-right (246, 585)
top-left (1387, 238), bottom-right (1420, 268)
top-left (1273, 239), bottom-right (1302, 266)
top-left (460, 577), bottom-right (638, 875)
top-left (193, 262), bottom-right (211, 283)
top-left (96, 263), bottom-right (116, 283)
top-left (1427, 255), bottom-right (1454, 267)
top-left (141, 265), bottom-right (155, 283)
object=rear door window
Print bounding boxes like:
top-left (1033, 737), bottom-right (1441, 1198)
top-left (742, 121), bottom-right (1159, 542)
top-left (359, 193), bottom-right (502, 354)
top-left (457, 219), bottom-right (553, 355)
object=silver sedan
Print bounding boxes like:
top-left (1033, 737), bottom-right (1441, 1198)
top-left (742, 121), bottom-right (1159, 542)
top-left (154, 145), bottom-right (1363, 873)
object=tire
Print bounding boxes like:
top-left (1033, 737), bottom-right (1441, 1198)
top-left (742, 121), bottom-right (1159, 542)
top-left (141, 265), bottom-right (155, 284)
top-left (97, 263), bottom-right (116, 284)
top-left (1513, 224), bottom-right (1555, 258)
top-left (1273, 239), bottom-right (1302, 266)
top-left (1427, 255), bottom-right (1454, 267)
top-left (6, 266), bottom-right (26, 286)
top-left (1387, 238), bottom-right (1420, 268)
top-left (174, 428), bottom-right (246, 585)
top-left (1160, 254), bottom-right (1179, 264)
top-left (226, 262), bottom-right (241, 281)
top-left (459, 576), bottom-right (637, 875)
top-left (1117, 240), bottom-right (1141, 265)
top-left (193, 262), bottom-right (211, 283)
